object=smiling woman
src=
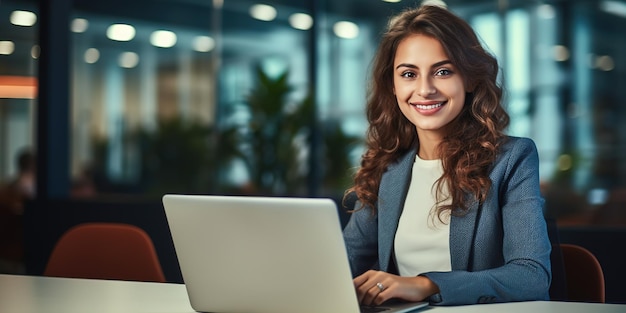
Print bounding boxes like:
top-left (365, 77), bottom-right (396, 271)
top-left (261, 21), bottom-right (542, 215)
top-left (343, 4), bottom-right (550, 306)
top-left (393, 34), bottom-right (467, 150)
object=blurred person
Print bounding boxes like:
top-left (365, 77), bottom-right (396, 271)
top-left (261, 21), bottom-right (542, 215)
top-left (342, 5), bottom-right (551, 306)
top-left (0, 148), bottom-right (36, 273)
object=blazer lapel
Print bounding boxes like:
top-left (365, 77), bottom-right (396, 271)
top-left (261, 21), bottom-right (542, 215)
top-left (377, 149), bottom-right (416, 271)
top-left (449, 199), bottom-right (480, 270)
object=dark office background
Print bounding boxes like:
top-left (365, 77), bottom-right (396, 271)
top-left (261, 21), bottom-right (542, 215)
top-left (0, 0), bottom-right (625, 304)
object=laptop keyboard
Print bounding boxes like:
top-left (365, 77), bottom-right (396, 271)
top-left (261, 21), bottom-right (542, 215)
top-left (360, 306), bottom-right (391, 313)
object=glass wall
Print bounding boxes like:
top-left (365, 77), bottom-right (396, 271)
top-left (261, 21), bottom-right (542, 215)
top-left (1, 0), bottom-right (626, 226)
top-left (0, 0), bottom-right (38, 185)
top-left (0, 0), bottom-right (38, 275)
top-left (69, 1), bottom-right (220, 196)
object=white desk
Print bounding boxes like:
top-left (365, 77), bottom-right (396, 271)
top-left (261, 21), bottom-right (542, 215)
top-left (0, 274), bottom-right (193, 313)
top-left (1, 274), bottom-right (624, 313)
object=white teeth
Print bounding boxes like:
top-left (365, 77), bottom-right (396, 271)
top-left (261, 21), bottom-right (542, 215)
top-left (413, 102), bottom-right (443, 110)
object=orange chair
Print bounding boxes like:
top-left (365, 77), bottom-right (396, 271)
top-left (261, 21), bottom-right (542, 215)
top-left (560, 243), bottom-right (605, 303)
top-left (44, 223), bottom-right (166, 282)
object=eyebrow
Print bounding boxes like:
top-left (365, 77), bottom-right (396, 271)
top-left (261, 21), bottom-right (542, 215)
top-left (395, 59), bottom-right (453, 70)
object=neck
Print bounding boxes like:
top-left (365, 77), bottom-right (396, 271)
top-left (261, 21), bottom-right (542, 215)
top-left (417, 131), bottom-right (443, 160)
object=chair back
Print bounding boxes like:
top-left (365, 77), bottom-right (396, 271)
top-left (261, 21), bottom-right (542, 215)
top-left (560, 243), bottom-right (605, 303)
top-left (546, 218), bottom-right (567, 301)
top-left (44, 222), bottom-right (166, 282)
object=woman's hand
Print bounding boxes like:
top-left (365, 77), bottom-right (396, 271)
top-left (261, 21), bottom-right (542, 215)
top-left (353, 270), bottom-right (439, 306)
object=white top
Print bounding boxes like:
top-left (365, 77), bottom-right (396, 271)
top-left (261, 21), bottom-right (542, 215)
top-left (394, 155), bottom-right (451, 276)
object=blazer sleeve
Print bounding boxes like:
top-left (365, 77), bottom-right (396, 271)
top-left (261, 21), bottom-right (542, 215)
top-left (343, 202), bottom-right (379, 277)
top-left (422, 137), bottom-right (552, 305)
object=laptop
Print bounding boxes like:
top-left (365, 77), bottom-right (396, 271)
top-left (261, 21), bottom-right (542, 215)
top-left (162, 194), bottom-right (428, 313)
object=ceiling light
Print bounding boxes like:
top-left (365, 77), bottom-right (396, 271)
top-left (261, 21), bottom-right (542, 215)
top-left (71, 18), bottom-right (89, 33)
top-left (10, 10), bottom-right (37, 27)
top-left (119, 52), bottom-right (139, 68)
top-left (382, 0), bottom-right (402, 3)
top-left (557, 154), bottom-right (572, 171)
top-left (333, 21), bottom-right (359, 39)
top-left (0, 41), bottom-right (15, 55)
top-left (553, 45), bottom-right (570, 62)
top-left (420, 0), bottom-right (447, 8)
top-left (537, 4), bottom-right (556, 19)
top-left (193, 36), bottom-right (216, 52)
top-left (600, 0), bottom-right (626, 18)
top-left (250, 4), bottom-right (277, 21)
top-left (595, 55), bottom-right (615, 71)
top-left (289, 13), bottom-right (313, 30)
top-left (106, 24), bottom-right (136, 42)
top-left (150, 30), bottom-right (177, 48)
top-left (84, 48), bottom-right (100, 64)
top-left (31, 45), bottom-right (40, 59)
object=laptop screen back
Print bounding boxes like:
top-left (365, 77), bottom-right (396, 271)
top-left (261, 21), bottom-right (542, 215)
top-left (163, 194), bottom-right (361, 313)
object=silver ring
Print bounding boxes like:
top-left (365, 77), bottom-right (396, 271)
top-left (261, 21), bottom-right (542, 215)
top-left (376, 282), bottom-right (385, 292)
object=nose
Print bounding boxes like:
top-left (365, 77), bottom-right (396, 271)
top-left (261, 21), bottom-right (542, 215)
top-left (416, 77), bottom-right (436, 97)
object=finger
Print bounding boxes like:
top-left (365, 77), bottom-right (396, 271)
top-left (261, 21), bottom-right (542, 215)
top-left (354, 271), bottom-right (377, 303)
top-left (364, 281), bottom-right (388, 306)
top-left (356, 279), bottom-right (376, 303)
top-left (372, 288), bottom-right (390, 306)
top-left (353, 270), bottom-right (376, 287)
top-left (353, 274), bottom-right (367, 289)
top-left (355, 279), bottom-right (375, 305)
top-left (372, 281), bottom-right (390, 306)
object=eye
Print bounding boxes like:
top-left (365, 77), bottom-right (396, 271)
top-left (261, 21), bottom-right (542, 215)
top-left (434, 68), bottom-right (453, 76)
top-left (400, 71), bottom-right (416, 78)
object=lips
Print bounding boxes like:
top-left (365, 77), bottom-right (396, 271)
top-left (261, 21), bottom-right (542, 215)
top-left (408, 100), bottom-right (447, 116)
top-left (412, 102), bottom-right (444, 110)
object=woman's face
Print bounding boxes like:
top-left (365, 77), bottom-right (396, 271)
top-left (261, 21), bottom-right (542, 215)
top-left (393, 34), bottom-right (467, 141)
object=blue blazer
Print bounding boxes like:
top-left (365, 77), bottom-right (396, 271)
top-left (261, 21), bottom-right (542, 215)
top-left (343, 136), bottom-right (552, 305)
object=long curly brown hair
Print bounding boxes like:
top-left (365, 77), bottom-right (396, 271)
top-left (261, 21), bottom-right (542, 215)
top-left (345, 5), bottom-right (509, 217)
